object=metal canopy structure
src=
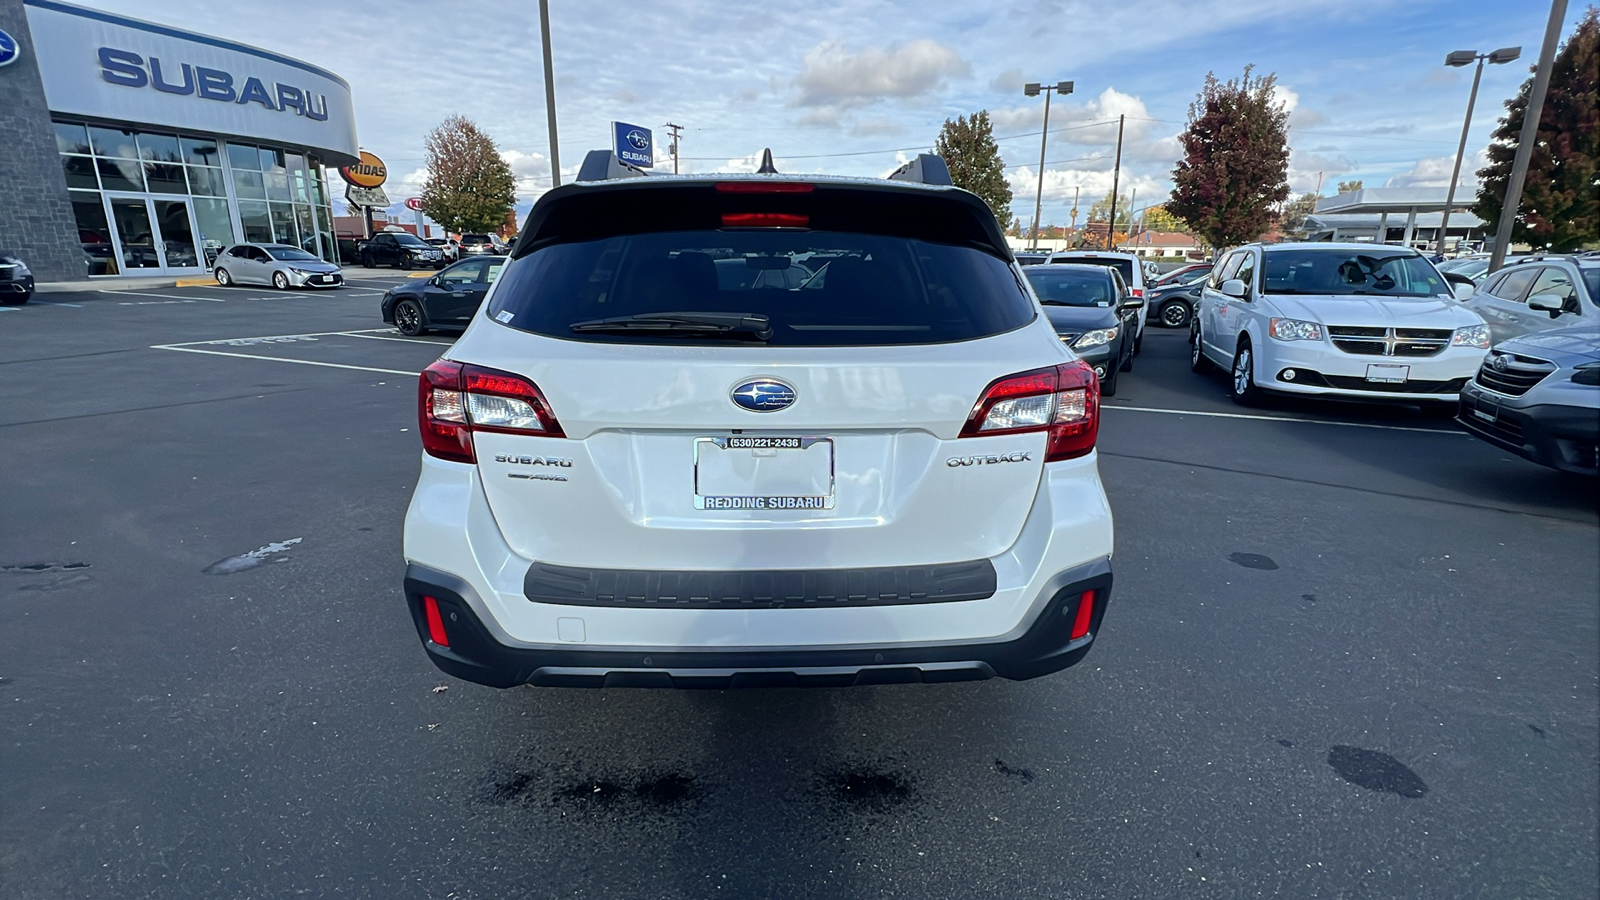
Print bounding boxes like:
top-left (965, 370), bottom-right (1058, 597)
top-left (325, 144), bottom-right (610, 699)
top-left (1313, 188), bottom-right (1483, 250)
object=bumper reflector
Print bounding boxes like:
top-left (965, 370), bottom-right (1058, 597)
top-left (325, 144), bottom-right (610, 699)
top-left (1070, 590), bottom-right (1095, 639)
top-left (423, 595), bottom-right (450, 647)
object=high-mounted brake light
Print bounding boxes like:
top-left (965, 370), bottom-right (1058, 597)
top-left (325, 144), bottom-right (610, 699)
top-left (721, 212), bottom-right (810, 228)
top-left (958, 360), bottom-right (1099, 461)
top-left (715, 182), bottom-right (815, 193)
top-left (418, 360), bottom-right (564, 463)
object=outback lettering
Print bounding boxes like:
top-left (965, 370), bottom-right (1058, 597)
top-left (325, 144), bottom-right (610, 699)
top-left (946, 452), bottom-right (1034, 467)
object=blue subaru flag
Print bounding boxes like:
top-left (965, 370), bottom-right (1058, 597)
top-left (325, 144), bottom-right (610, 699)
top-left (612, 122), bottom-right (654, 168)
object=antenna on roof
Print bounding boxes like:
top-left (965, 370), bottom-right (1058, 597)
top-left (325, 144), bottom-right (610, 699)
top-left (756, 149), bottom-right (779, 174)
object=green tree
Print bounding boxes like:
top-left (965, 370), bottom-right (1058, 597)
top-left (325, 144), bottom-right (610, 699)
top-left (1168, 66), bottom-right (1291, 248)
top-left (1280, 191), bottom-right (1321, 237)
top-left (420, 115), bottom-right (517, 235)
top-left (1087, 190), bottom-right (1134, 227)
top-left (1336, 180), bottom-right (1363, 193)
top-left (935, 111), bottom-right (1014, 229)
top-left (1474, 7), bottom-right (1599, 251)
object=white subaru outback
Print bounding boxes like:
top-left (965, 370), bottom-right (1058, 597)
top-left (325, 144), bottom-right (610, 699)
top-left (402, 151), bottom-right (1115, 689)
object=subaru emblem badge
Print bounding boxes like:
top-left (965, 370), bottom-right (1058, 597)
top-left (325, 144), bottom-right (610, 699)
top-left (730, 378), bottom-right (796, 413)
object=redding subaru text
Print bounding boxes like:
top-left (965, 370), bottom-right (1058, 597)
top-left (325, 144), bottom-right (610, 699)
top-left (402, 151), bottom-right (1115, 689)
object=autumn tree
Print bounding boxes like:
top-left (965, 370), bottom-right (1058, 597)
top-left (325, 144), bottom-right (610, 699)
top-left (420, 115), bottom-right (517, 235)
top-left (935, 111), bottom-right (1014, 229)
top-left (1280, 192), bottom-right (1322, 237)
top-left (1087, 190), bottom-right (1134, 227)
top-left (1336, 180), bottom-right (1364, 193)
top-left (1141, 205), bottom-right (1189, 233)
top-left (1474, 7), bottom-right (1599, 251)
top-left (1168, 66), bottom-right (1291, 248)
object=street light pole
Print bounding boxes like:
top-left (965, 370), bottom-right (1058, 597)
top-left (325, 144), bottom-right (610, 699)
top-left (1436, 46), bottom-right (1521, 256)
top-left (1024, 81), bottom-right (1074, 248)
top-left (1490, 0), bottom-right (1568, 272)
top-left (538, 0), bottom-right (561, 188)
top-left (1107, 115), bottom-right (1125, 250)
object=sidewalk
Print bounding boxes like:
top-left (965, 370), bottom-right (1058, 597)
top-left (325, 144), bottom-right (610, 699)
top-left (36, 265), bottom-right (420, 294)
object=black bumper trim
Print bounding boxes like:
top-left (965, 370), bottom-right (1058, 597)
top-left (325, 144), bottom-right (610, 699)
top-left (405, 558), bottom-right (1112, 689)
top-left (523, 559), bottom-right (997, 609)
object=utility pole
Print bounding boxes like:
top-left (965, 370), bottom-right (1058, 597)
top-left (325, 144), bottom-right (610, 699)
top-left (1106, 115), bottom-right (1125, 250)
top-left (663, 122), bottom-right (683, 174)
top-left (538, 0), bottom-right (561, 188)
top-left (1024, 81), bottom-right (1074, 248)
top-left (1489, 0), bottom-right (1568, 272)
top-left (1069, 184), bottom-right (1080, 243)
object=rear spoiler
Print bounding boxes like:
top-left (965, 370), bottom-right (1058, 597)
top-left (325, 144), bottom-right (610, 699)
top-left (573, 148), bottom-right (954, 188)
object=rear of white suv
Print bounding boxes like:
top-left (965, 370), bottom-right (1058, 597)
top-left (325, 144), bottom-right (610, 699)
top-left (402, 156), bottom-right (1115, 688)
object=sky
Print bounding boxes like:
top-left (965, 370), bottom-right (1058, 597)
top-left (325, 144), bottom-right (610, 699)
top-left (75, 0), bottom-right (1576, 230)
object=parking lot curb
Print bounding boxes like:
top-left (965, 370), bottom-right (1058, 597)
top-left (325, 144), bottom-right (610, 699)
top-left (174, 276), bottom-right (216, 287)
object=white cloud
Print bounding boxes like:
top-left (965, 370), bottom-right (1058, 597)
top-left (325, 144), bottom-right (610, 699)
top-left (1383, 150), bottom-right (1486, 189)
top-left (794, 39), bottom-right (971, 107)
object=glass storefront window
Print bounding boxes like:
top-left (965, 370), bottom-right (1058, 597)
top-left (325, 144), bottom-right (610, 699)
top-left (89, 126), bottom-right (138, 160)
top-left (227, 142), bottom-right (261, 170)
top-left (264, 169), bottom-right (291, 202)
top-left (286, 152), bottom-right (306, 172)
top-left (232, 169), bottom-right (266, 200)
top-left (96, 157), bottom-right (144, 192)
top-left (62, 155), bottom-right (98, 190)
top-left (137, 133), bottom-right (183, 163)
top-left (54, 122), bottom-right (91, 154)
top-left (238, 201), bottom-right (272, 243)
top-left (186, 166), bottom-right (225, 197)
top-left (260, 147), bottom-right (286, 172)
top-left (180, 136), bottom-right (221, 166)
top-left (70, 190), bottom-right (116, 276)
top-left (268, 202), bottom-right (297, 245)
top-left (294, 204), bottom-right (317, 254)
top-left (192, 198), bottom-right (234, 268)
top-left (145, 163), bottom-right (187, 195)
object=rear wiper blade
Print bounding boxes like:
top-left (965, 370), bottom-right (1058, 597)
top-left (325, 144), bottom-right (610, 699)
top-left (569, 311), bottom-right (773, 340)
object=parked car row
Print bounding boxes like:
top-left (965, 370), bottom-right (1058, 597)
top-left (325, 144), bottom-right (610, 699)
top-left (1, 253), bottom-right (35, 305)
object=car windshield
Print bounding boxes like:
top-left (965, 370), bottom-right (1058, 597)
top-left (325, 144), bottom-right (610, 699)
top-left (1261, 249), bottom-right (1449, 297)
top-left (488, 230), bottom-right (1034, 347)
top-left (1025, 268), bottom-right (1116, 307)
top-left (266, 247), bottom-right (319, 261)
top-left (394, 234), bottom-right (429, 248)
top-left (1057, 255), bottom-right (1135, 284)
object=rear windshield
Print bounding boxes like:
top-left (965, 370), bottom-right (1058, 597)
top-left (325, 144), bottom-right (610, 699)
top-left (1057, 255), bottom-right (1134, 284)
top-left (487, 230), bottom-right (1034, 346)
top-left (1025, 268), bottom-right (1115, 307)
top-left (1261, 249), bottom-right (1449, 298)
top-left (461, 235), bottom-right (491, 244)
top-left (1582, 266), bottom-right (1599, 301)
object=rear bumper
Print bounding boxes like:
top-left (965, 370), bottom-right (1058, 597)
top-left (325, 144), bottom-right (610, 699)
top-left (404, 557), bottom-right (1112, 688)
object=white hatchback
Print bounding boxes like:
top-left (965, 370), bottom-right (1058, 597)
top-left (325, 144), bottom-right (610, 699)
top-left (402, 152), bottom-right (1116, 689)
top-left (1190, 242), bottom-right (1491, 409)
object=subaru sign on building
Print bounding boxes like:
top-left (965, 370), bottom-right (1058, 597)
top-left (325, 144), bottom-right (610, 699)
top-left (612, 121), bottom-right (653, 169)
top-left (0, 0), bottom-right (360, 282)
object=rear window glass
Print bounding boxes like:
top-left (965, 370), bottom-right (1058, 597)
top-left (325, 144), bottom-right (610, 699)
top-left (487, 230), bottom-right (1034, 346)
top-left (1581, 266), bottom-right (1599, 302)
top-left (1055, 255), bottom-right (1134, 284)
top-left (1025, 268), bottom-right (1115, 307)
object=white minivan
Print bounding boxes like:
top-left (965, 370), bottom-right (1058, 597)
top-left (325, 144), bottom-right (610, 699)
top-left (1190, 242), bottom-right (1491, 409)
top-left (402, 152), bottom-right (1116, 689)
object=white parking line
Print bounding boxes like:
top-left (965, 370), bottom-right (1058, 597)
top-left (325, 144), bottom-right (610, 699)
top-left (152, 345), bottom-right (418, 376)
top-left (1103, 405), bottom-right (1464, 435)
top-left (102, 290), bottom-right (226, 302)
top-left (30, 299), bottom-right (85, 307)
top-left (157, 328), bottom-right (396, 347)
top-left (341, 332), bottom-right (452, 345)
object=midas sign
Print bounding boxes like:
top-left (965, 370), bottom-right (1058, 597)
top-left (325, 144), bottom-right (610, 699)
top-left (340, 151), bottom-right (387, 188)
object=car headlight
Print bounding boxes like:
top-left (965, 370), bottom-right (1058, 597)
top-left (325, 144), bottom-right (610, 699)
top-left (1572, 362), bottom-right (1600, 386)
top-left (1451, 324), bottom-right (1491, 349)
top-left (1268, 318), bottom-right (1323, 341)
top-left (1071, 327), bottom-right (1119, 349)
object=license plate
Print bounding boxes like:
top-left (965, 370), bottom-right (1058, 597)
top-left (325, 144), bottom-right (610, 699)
top-left (694, 436), bottom-right (834, 510)
top-left (1472, 407), bottom-right (1495, 422)
top-left (1365, 364), bottom-right (1410, 384)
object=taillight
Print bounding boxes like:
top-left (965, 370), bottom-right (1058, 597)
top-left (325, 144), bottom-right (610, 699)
top-left (959, 360), bottom-right (1099, 462)
top-left (721, 212), bottom-right (810, 228)
top-left (1130, 288), bottom-right (1144, 298)
top-left (1070, 590), bottom-right (1095, 639)
top-left (418, 359), bottom-right (564, 463)
top-left (423, 595), bottom-right (450, 646)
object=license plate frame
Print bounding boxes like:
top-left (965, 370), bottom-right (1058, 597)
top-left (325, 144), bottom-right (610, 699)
top-left (693, 436), bottom-right (835, 511)
top-left (1365, 363), bottom-right (1410, 384)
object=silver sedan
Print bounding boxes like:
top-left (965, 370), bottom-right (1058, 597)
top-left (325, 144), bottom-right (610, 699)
top-left (213, 243), bottom-right (344, 289)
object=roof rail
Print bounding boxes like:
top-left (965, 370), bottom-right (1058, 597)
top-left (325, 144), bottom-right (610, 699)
top-left (575, 149), bottom-right (650, 183)
top-left (886, 153), bottom-right (953, 187)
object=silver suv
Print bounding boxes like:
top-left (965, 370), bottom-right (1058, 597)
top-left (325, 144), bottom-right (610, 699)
top-left (1457, 323), bottom-right (1600, 476)
top-left (1460, 254), bottom-right (1600, 343)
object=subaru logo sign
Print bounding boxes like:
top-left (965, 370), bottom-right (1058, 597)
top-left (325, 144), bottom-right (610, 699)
top-left (611, 121), bottom-right (653, 168)
top-left (1491, 354), bottom-right (1509, 371)
top-left (730, 379), bottom-right (796, 413)
top-left (0, 29), bottom-right (20, 68)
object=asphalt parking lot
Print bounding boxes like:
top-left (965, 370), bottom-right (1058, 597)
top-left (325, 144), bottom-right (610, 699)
top-left (2, 282), bottom-right (1596, 899)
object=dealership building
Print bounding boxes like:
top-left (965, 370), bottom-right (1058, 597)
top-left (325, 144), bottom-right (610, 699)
top-left (0, 0), bottom-right (358, 282)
